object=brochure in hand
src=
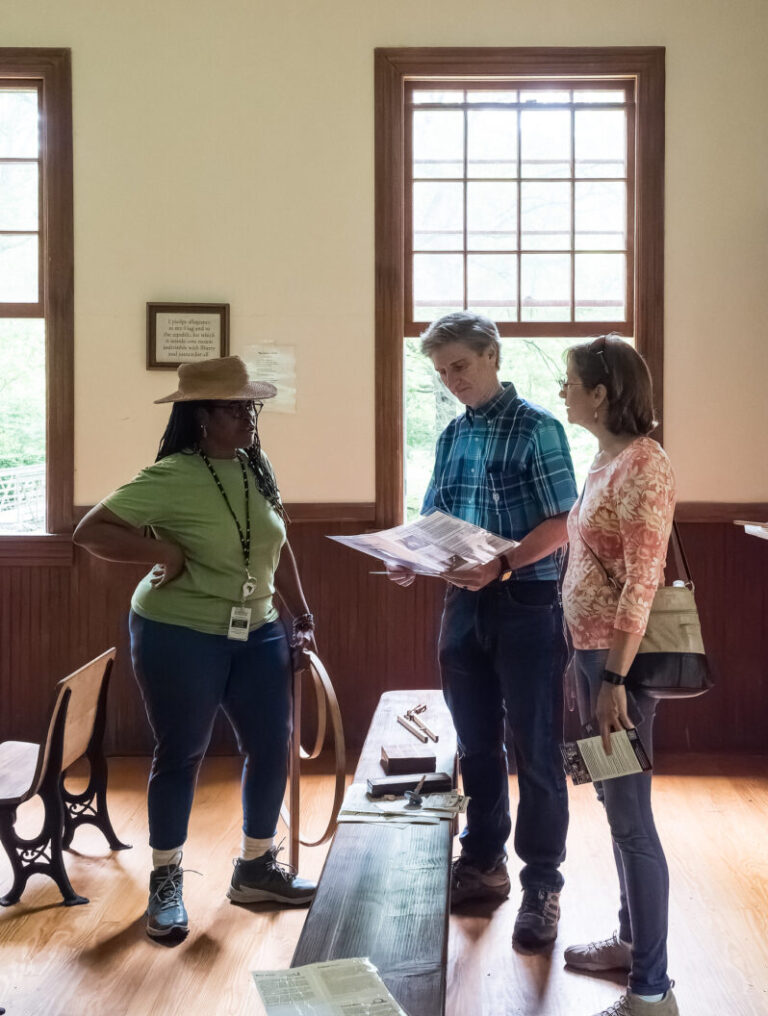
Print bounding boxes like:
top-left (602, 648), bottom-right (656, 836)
top-left (561, 728), bottom-right (652, 786)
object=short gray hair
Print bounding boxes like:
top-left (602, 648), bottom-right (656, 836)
top-left (420, 312), bottom-right (501, 366)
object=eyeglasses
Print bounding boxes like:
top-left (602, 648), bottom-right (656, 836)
top-left (557, 377), bottom-right (585, 390)
top-left (589, 335), bottom-right (611, 377)
top-left (207, 400), bottom-right (263, 419)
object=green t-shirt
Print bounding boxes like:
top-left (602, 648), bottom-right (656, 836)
top-left (103, 451), bottom-right (286, 636)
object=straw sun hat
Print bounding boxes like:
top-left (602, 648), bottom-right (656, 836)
top-left (154, 356), bottom-right (277, 404)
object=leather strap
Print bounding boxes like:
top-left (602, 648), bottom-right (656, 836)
top-left (280, 648), bottom-right (346, 852)
top-left (577, 503), bottom-right (693, 590)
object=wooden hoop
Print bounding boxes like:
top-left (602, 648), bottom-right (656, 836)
top-left (282, 650), bottom-right (346, 862)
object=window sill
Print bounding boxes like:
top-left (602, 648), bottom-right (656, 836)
top-left (0, 534), bottom-right (74, 566)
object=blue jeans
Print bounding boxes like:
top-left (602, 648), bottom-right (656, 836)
top-left (438, 581), bottom-right (569, 891)
top-left (574, 649), bottom-right (671, 997)
top-left (129, 612), bottom-right (292, 850)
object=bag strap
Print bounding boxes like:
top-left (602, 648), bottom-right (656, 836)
top-left (575, 501), bottom-right (620, 591)
top-left (668, 521), bottom-right (694, 585)
top-left (576, 502), bottom-right (693, 589)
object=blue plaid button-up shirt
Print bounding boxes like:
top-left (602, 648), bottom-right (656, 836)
top-left (421, 382), bottom-right (578, 581)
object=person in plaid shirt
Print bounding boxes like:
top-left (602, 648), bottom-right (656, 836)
top-left (390, 311), bottom-right (577, 949)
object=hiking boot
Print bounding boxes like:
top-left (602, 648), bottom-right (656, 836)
top-left (146, 864), bottom-right (188, 939)
top-left (565, 931), bottom-right (633, 972)
top-left (512, 887), bottom-right (560, 949)
top-left (589, 988), bottom-right (679, 1016)
top-left (450, 855), bottom-right (511, 907)
top-left (227, 845), bottom-right (316, 905)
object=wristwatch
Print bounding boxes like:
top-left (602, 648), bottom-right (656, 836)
top-left (498, 553), bottom-right (514, 583)
top-left (602, 669), bottom-right (627, 686)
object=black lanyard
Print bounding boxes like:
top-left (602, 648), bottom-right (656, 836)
top-left (198, 451), bottom-right (251, 570)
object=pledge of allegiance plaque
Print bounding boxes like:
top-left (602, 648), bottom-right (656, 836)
top-left (147, 303), bottom-right (229, 369)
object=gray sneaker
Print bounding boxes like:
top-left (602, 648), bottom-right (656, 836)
top-left (146, 864), bottom-right (189, 939)
top-left (512, 888), bottom-right (560, 948)
top-left (227, 846), bottom-right (316, 905)
top-left (450, 855), bottom-right (511, 907)
top-left (589, 988), bottom-right (679, 1016)
top-left (565, 931), bottom-right (633, 972)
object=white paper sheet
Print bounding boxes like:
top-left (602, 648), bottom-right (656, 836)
top-left (252, 957), bottom-right (409, 1016)
top-left (574, 730), bottom-right (648, 782)
top-left (337, 783), bottom-right (439, 825)
top-left (745, 524), bottom-right (768, 541)
top-left (244, 344), bottom-right (297, 413)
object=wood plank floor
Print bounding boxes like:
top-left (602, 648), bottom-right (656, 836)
top-left (1, 755), bottom-right (767, 1016)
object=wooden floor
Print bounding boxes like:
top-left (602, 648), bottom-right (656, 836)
top-left (1, 755), bottom-right (767, 1016)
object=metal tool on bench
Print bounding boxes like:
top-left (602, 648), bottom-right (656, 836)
top-left (397, 713), bottom-right (429, 742)
top-left (396, 702), bottom-right (440, 744)
top-left (406, 707), bottom-right (439, 743)
top-left (404, 774), bottom-right (429, 809)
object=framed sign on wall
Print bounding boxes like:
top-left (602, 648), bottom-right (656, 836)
top-left (146, 302), bottom-right (230, 369)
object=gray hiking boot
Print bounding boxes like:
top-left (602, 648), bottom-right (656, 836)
top-left (589, 988), bottom-right (679, 1016)
top-left (512, 887), bottom-right (561, 949)
top-left (565, 931), bottom-right (633, 972)
top-left (146, 864), bottom-right (188, 939)
top-left (227, 845), bottom-right (316, 905)
top-left (450, 855), bottom-right (511, 907)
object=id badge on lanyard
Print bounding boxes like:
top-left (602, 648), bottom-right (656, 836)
top-left (197, 451), bottom-right (257, 643)
top-left (228, 605), bottom-right (252, 641)
top-left (228, 576), bottom-right (257, 641)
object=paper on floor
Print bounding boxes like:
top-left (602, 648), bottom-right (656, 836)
top-left (252, 957), bottom-right (409, 1016)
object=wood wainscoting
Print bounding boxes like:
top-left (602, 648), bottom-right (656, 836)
top-left (0, 512), bottom-right (766, 755)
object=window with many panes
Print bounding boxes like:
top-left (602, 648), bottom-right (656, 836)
top-left (0, 50), bottom-right (73, 546)
top-left (375, 49), bottom-right (664, 524)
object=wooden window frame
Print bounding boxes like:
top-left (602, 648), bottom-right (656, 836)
top-left (0, 49), bottom-right (74, 563)
top-left (375, 47), bottom-right (664, 527)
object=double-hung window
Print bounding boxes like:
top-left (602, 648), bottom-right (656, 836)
top-left (375, 49), bottom-right (664, 523)
top-left (0, 49), bottom-right (73, 555)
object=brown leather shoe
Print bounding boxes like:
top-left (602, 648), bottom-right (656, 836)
top-left (450, 855), bottom-right (511, 906)
top-left (512, 888), bottom-right (560, 948)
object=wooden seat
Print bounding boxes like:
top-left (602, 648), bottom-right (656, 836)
top-left (291, 689), bottom-right (457, 1016)
top-left (0, 647), bottom-right (130, 907)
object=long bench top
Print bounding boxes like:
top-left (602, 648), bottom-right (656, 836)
top-left (292, 689), bottom-right (457, 1016)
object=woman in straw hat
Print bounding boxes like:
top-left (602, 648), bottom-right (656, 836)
top-left (75, 355), bottom-right (316, 941)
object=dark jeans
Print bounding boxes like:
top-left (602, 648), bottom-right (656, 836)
top-left (438, 581), bottom-right (569, 891)
top-left (129, 612), bottom-right (292, 850)
top-left (574, 648), bottom-right (671, 997)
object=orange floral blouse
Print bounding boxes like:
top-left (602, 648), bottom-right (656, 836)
top-left (562, 437), bottom-right (676, 650)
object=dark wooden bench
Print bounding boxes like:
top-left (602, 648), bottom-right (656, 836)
top-left (291, 689), bottom-right (457, 1016)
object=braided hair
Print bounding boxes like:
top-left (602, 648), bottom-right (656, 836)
top-left (156, 401), bottom-right (288, 523)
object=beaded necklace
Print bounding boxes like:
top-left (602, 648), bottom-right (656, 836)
top-left (198, 450), bottom-right (252, 581)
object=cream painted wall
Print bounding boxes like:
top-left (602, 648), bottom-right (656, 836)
top-left (3, 0), bottom-right (767, 503)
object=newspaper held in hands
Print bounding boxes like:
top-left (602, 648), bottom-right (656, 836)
top-left (328, 509), bottom-right (518, 576)
top-left (561, 728), bottom-right (652, 786)
top-left (252, 957), bottom-right (408, 1016)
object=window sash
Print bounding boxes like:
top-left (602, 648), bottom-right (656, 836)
top-left (404, 78), bottom-right (636, 338)
top-left (375, 47), bottom-right (665, 527)
top-left (0, 80), bottom-right (44, 315)
top-left (0, 50), bottom-right (73, 545)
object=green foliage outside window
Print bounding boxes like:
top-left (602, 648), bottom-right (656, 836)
top-left (0, 319), bottom-right (45, 470)
top-left (405, 335), bottom-right (601, 518)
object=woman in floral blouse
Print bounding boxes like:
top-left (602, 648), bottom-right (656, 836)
top-left (560, 335), bottom-right (680, 1016)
